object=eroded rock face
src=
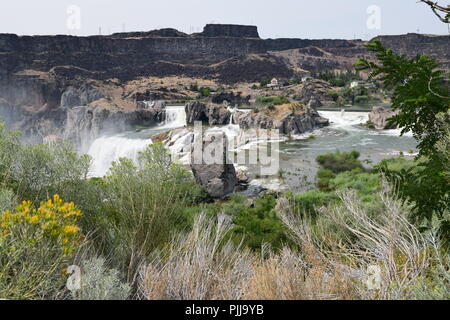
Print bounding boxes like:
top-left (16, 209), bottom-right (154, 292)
top-left (234, 107), bottom-right (329, 135)
top-left (190, 132), bottom-right (237, 199)
top-left (63, 106), bottom-right (164, 152)
top-left (199, 24), bottom-right (260, 38)
top-left (287, 80), bottom-right (334, 106)
top-left (368, 106), bottom-right (398, 129)
top-left (61, 86), bottom-right (105, 108)
top-left (185, 101), bottom-right (231, 126)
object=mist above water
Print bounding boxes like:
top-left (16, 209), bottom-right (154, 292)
top-left (87, 105), bottom-right (187, 177)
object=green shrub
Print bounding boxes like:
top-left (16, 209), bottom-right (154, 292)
top-left (256, 96), bottom-right (290, 106)
top-left (0, 122), bottom-right (21, 186)
top-left (11, 141), bottom-right (91, 203)
top-left (230, 196), bottom-right (289, 251)
top-left (354, 95), bottom-right (369, 104)
top-left (0, 189), bottom-right (16, 213)
top-left (267, 103), bottom-right (276, 111)
top-left (329, 78), bottom-right (346, 87)
top-left (329, 169), bottom-right (380, 204)
top-left (292, 190), bottom-right (339, 219)
top-left (259, 79), bottom-right (270, 88)
top-left (327, 90), bottom-right (340, 101)
top-left (316, 150), bottom-right (363, 174)
top-left (197, 87), bottom-right (213, 98)
top-left (99, 143), bottom-right (200, 284)
top-left (316, 169), bottom-right (335, 191)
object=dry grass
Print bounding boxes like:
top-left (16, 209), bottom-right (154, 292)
top-left (243, 247), bottom-right (356, 300)
top-left (138, 182), bottom-right (448, 300)
top-left (280, 181), bottom-right (447, 300)
top-left (139, 213), bottom-right (254, 300)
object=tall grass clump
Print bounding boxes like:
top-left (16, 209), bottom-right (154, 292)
top-left (280, 181), bottom-right (449, 300)
top-left (243, 246), bottom-right (356, 300)
top-left (140, 213), bottom-right (254, 300)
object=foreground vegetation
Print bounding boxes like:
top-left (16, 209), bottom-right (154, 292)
top-left (0, 127), bottom-right (448, 300)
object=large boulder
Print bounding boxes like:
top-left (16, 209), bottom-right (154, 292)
top-left (286, 79), bottom-right (334, 107)
top-left (368, 106), bottom-right (398, 129)
top-left (190, 131), bottom-right (237, 199)
top-left (211, 91), bottom-right (251, 106)
top-left (185, 101), bottom-right (231, 125)
top-left (234, 106), bottom-right (329, 135)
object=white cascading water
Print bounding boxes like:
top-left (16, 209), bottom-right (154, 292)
top-left (227, 106), bottom-right (238, 125)
top-left (319, 110), bottom-right (369, 129)
top-left (318, 110), bottom-right (412, 137)
top-left (87, 105), bottom-right (187, 177)
top-left (159, 105), bottom-right (187, 129)
top-left (87, 136), bottom-right (153, 177)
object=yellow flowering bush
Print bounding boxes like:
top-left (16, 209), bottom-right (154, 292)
top-left (0, 195), bottom-right (84, 299)
top-left (1, 194), bottom-right (82, 255)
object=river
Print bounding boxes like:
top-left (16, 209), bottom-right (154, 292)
top-left (86, 106), bottom-right (417, 192)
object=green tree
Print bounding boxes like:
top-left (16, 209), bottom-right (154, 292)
top-left (356, 40), bottom-right (449, 155)
top-left (357, 41), bottom-right (450, 237)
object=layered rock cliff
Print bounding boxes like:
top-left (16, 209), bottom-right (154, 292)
top-left (0, 24), bottom-right (447, 145)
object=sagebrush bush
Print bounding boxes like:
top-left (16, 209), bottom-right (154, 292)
top-left (11, 141), bottom-right (91, 203)
top-left (71, 257), bottom-right (131, 300)
top-left (101, 143), bottom-right (201, 286)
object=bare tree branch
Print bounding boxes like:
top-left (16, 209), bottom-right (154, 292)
top-left (419, 0), bottom-right (450, 23)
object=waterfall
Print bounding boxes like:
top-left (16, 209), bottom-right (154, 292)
top-left (160, 105), bottom-right (187, 129)
top-left (227, 106), bottom-right (238, 125)
top-left (87, 135), bottom-right (153, 177)
top-left (319, 111), bottom-right (369, 129)
top-left (86, 105), bottom-right (186, 177)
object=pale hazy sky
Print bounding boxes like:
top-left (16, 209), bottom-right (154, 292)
top-left (0, 0), bottom-right (448, 39)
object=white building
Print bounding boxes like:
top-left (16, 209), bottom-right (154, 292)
top-left (267, 78), bottom-right (280, 89)
top-left (350, 81), bottom-right (363, 89)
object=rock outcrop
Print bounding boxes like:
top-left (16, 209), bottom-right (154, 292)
top-left (60, 86), bottom-right (105, 108)
top-left (286, 80), bottom-right (334, 107)
top-left (185, 101), bottom-right (231, 126)
top-left (190, 131), bottom-right (237, 199)
top-left (234, 106), bottom-right (329, 135)
top-left (199, 24), bottom-right (260, 38)
top-left (211, 91), bottom-right (251, 106)
top-left (368, 106), bottom-right (398, 129)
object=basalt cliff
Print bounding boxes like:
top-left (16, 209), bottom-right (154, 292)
top-left (0, 24), bottom-right (448, 145)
